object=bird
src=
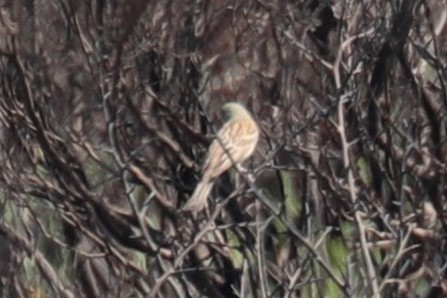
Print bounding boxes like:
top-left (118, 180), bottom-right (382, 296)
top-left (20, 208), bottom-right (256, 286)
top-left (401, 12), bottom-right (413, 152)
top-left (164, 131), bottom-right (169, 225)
top-left (183, 102), bottom-right (260, 212)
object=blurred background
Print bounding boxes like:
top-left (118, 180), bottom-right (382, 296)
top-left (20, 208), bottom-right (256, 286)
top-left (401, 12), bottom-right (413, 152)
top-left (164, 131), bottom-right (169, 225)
top-left (0, 0), bottom-right (446, 297)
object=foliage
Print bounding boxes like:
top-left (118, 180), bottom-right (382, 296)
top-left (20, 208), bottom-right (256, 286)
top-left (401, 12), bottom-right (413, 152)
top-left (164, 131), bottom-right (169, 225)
top-left (0, 0), bottom-right (446, 297)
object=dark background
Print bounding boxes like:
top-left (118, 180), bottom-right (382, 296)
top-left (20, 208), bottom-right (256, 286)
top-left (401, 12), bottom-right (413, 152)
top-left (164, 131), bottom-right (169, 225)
top-left (0, 1), bottom-right (446, 297)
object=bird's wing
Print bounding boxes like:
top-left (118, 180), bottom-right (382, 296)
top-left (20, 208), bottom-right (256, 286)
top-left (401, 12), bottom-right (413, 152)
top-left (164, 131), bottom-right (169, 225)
top-left (202, 118), bottom-right (258, 180)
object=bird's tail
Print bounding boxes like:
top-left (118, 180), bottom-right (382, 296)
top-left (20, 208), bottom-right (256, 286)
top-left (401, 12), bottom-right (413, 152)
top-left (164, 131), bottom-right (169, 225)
top-left (183, 181), bottom-right (214, 212)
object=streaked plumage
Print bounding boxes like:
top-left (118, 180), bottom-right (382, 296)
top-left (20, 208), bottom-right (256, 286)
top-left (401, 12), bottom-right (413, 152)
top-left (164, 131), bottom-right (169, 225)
top-left (184, 102), bottom-right (259, 212)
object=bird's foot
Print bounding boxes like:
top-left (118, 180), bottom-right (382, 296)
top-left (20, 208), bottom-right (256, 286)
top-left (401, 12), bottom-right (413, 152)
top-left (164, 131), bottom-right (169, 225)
top-left (236, 165), bottom-right (248, 173)
top-left (247, 172), bottom-right (256, 182)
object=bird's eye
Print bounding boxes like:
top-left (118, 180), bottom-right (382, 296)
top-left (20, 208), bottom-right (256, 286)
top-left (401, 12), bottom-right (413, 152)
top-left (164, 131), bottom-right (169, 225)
top-left (223, 110), bottom-right (231, 120)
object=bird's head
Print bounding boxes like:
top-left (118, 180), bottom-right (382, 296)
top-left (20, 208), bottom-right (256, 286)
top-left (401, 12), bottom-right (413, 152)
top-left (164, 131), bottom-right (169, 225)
top-left (221, 102), bottom-right (252, 121)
